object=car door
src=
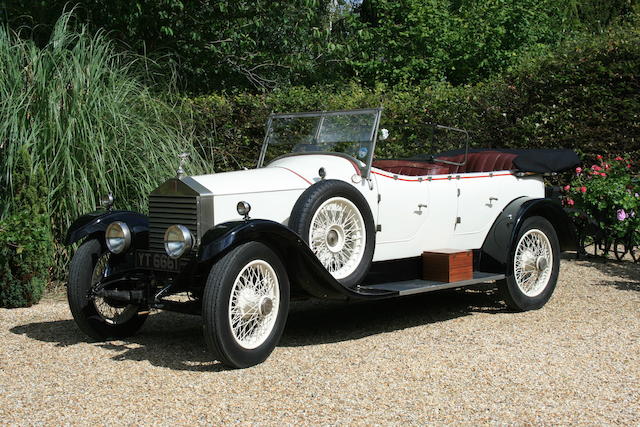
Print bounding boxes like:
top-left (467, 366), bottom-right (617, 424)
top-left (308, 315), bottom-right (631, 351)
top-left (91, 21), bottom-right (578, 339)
top-left (454, 173), bottom-right (505, 240)
top-left (372, 172), bottom-right (429, 260)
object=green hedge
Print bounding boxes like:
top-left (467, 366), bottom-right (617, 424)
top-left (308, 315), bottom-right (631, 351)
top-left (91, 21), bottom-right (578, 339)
top-left (0, 150), bottom-right (53, 308)
top-left (188, 22), bottom-right (639, 170)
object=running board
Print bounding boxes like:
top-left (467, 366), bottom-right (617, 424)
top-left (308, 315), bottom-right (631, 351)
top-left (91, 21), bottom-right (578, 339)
top-left (357, 271), bottom-right (505, 296)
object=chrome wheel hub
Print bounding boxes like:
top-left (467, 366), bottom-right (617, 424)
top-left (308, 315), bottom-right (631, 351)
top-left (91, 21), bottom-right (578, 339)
top-left (536, 256), bottom-right (548, 271)
top-left (326, 226), bottom-right (345, 253)
top-left (259, 296), bottom-right (274, 317)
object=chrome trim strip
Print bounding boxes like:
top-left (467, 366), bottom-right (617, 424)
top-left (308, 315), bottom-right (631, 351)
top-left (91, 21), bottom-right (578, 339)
top-left (269, 108), bottom-right (380, 120)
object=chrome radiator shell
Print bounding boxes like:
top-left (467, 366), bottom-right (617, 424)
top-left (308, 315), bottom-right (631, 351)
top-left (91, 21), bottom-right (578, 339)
top-left (148, 177), bottom-right (214, 252)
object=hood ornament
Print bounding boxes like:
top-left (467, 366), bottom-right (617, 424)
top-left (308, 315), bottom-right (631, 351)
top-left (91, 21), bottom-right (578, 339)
top-left (176, 152), bottom-right (190, 178)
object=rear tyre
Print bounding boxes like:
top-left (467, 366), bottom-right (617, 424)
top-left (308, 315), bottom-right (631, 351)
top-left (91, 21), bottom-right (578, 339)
top-left (202, 242), bottom-right (290, 368)
top-left (498, 216), bottom-right (560, 311)
top-left (289, 179), bottom-right (375, 288)
top-left (67, 238), bottom-right (147, 339)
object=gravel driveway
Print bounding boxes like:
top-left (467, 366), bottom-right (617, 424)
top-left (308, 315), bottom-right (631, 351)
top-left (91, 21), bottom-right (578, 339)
top-left (1, 257), bottom-right (639, 425)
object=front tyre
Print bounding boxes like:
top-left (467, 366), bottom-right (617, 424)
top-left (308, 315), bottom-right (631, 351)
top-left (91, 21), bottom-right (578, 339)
top-left (67, 238), bottom-right (147, 339)
top-left (498, 216), bottom-right (560, 311)
top-left (202, 242), bottom-right (290, 368)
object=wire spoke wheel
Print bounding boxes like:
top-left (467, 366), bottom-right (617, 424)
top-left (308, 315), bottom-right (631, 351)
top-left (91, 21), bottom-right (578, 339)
top-left (308, 197), bottom-right (366, 280)
top-left (228, 259), bottom-right (280, 350)
top-left (90, 253), bottom-right (137, 325)
top-left (514, 229), bottom-right (553, 297)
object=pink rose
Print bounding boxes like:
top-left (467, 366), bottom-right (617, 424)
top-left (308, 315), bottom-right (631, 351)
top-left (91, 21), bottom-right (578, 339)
top-left (567, 199), bottom-right (575, 206)
top-left (592, 165), bottom-right (601, 171)
top-left (617, 209), bottom-right (627, 221)
top-left (575, 167), bottom-right (582, 174)
top-left (580, 186), bottom-right (587, 193)
top-left (615, 156), bottom-right (624, 161)
top-left (597, 154), bottom-right (603, 160)
top-left (600, 172), bottom-right (607, 177)
top-left (563, 185), bottom-right (570, 191)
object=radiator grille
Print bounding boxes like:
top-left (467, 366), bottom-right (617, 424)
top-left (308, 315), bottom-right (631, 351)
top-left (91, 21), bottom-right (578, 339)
top-left (148, 195), bottom-right (198, 252)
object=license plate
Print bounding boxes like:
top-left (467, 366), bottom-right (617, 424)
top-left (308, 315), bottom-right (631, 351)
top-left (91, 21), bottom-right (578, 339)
top-left (136, 251), bottom-right (184, 273)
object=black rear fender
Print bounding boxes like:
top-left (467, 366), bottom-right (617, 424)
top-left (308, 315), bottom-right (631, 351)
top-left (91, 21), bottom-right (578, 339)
top-left (479, 197), bottom-right (577, 273)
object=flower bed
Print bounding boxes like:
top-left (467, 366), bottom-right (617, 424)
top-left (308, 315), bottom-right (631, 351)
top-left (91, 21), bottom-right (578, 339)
top-left (562, 155), bottom-right (639, 261)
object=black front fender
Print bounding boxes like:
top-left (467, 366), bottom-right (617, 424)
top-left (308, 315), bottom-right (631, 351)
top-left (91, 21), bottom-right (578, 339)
top-left (65, 210), bottom-right (149, 247)
top-left (197, 219), bottom-right (390, 300)
top-left (479, 197), bottom-right (577, 273)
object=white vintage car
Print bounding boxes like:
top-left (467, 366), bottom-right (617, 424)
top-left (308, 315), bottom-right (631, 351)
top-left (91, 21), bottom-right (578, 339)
top-left (66, 108), bottom-right (578, 368)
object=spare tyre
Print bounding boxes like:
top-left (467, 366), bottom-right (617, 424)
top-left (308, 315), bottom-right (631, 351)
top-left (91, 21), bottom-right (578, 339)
top-left (289, 179), bottom-right (375, 288)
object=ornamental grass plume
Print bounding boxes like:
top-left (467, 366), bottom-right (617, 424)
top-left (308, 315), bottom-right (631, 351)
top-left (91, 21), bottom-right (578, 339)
top-left (0, 11), bottom-right (206, 241)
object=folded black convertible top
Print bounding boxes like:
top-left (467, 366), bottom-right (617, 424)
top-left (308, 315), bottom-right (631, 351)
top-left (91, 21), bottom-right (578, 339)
top-left (430, 148), bottom-right (580, 174)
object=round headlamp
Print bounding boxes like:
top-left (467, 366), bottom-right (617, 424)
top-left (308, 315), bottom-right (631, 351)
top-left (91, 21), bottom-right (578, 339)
top-left (105, 221), bottom-right (131, 254)
top-left (237, 201), bottom-right (251, 218)
top-left (164, 225), bottom-right (193, 259)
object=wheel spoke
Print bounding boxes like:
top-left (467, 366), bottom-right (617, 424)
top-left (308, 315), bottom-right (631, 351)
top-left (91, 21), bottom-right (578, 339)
top-left (308, 197), bottom-right (366, 280)
top-left (228, 260), bottom-right (280, 350)
top-left (513, 229), bottom-right (553, 297)
top-left (90, 253), bottom-right (137, 325)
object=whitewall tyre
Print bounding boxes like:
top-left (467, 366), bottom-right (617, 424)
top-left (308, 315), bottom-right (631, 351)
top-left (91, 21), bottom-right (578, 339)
top-left (498, 216), bottom-right (560, 311)
top-left (202, 242), bottom-right (290, 368)
top-left (289, 180), bottom-right (375, 287)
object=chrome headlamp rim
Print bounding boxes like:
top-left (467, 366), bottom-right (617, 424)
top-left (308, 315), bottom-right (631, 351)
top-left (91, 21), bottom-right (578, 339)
top-left (164, 224), bottom-right (193, 259)
top-left (237, 201), bottom-right (251, 218)
top-left (105, 221), bottom-right (131, 254)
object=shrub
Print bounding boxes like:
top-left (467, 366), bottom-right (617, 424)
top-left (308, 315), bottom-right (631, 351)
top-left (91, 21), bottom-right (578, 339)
top-left (562, 156), bottom-right (639, 239)
top-left (0, 150), bottom-right (53, 308)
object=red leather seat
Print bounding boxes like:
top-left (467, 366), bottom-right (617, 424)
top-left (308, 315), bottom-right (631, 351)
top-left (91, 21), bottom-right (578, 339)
top-left (436, 151), bottom-right (517, 173)
top-left (373, 151), bottom-right (517, 176)
top-left (372, 160), bottom-right (449, 176)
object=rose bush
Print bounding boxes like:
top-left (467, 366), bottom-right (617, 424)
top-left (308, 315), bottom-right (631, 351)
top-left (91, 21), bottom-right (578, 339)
top-left (562, 155), bottom-right (639, 245)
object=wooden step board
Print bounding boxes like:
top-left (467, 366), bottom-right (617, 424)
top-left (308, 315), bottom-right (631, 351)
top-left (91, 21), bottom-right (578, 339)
top-left (357, 271), bottom-right (505, 296)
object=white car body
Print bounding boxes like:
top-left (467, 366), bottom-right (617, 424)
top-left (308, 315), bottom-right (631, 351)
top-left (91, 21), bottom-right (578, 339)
top-left (191, 154), bottom-right (544, 262)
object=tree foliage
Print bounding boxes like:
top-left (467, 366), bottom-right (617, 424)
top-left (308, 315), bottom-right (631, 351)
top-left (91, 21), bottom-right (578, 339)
top-left (6, 0), bottom-right (638, 92)
top-left (187, 21), bottom-right (640, 170)
top-left (7, 0), bottom-right (346, 91)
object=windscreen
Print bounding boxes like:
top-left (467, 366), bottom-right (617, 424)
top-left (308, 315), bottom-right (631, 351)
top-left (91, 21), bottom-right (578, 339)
top-left (259, 110), bottom-right (380, 168)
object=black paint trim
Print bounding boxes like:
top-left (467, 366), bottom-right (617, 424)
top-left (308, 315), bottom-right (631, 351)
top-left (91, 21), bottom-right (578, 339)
top-left (479, 197), bottom-right (577, 273)
top-left (65, 210), bottom-right (149, 248)
top-left (197, 219), bottom-right (394, 300)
